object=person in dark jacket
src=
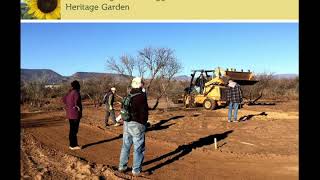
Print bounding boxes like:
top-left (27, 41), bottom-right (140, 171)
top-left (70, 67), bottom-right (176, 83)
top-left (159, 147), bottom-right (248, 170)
top-left (195, 72), bottom-right (207, 94)
top-left (118, 77), bottom-right (149, 176)
top-left (226, 79), bottom-right (243, 122)
top-left (63, 80), bottom-right (82, 150)
top-left (102, 87), bottom-right (120, 127)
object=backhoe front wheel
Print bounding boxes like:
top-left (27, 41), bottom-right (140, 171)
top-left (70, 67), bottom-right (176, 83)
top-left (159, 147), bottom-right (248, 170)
top-left (203, 99), bottom-right (217, 110)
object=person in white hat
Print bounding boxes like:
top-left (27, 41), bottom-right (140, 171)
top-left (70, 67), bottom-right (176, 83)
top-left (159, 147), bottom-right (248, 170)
top-left (118, 77), bottom-right (149, 176)
top-left (102, 87), bottom-right (120, 127)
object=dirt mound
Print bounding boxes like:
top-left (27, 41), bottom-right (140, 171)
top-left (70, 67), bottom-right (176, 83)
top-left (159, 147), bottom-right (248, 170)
top-left (21, 130), bottom-right (147, 180)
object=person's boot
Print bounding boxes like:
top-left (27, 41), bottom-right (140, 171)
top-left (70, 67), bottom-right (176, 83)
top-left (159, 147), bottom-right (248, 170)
top-left (118, 167), bottom-right (128, 173)
top-left (132, 171), bottom-right (151, 177)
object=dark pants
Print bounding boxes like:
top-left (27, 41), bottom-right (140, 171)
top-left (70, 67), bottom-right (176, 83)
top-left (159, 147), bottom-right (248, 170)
top-left (69, 119), bottom-right (80, 147)
top-left (105, 109), bottom-right (116, 126)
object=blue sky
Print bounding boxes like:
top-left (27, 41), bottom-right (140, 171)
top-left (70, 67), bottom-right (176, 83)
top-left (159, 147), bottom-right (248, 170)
top-left (21, 23), bottom-right (298, 76)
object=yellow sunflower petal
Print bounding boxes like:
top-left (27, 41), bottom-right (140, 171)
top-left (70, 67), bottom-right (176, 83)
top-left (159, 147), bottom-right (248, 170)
top-left (55, 11), bottom-right (61, 19)
top-left (33, 11), bottom-right (40, 19)
top-left (27, 1), bottom-right (36, 7)
top-left (28, 1), bottom-right (36, 5)
top-left (48, 12), bottom-right (58, 19)
top-left (27, 9), bottom-right (35, 14)
top-left (40, 13), bottom-right (46, 19)
top-left (35, 10), bottom-right (45, 19)
top-left (46, 13), bottom-right (56, 19)
top-left (44, 14), bottom-right (50, 19)
top-left (26, 1), bottom-right (37, 14)
top-left (49, 8), bottom-right (60, 19)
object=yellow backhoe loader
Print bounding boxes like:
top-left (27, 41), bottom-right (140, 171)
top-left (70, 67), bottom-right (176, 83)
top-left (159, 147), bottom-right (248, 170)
top-left (183, 67), bottom-right (259, 110)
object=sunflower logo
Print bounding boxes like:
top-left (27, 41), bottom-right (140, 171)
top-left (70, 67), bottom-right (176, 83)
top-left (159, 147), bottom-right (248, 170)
top-left (24, 0), bottom-right (61, 19)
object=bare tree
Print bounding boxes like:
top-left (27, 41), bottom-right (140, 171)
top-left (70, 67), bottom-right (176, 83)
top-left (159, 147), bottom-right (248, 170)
top-left (242, 72), bottom-right (274, 102)
top-left (21, 80), bottom-right (47, 107)
top-left (106, 55), bottom-right (135, 81)
top-left (106, 47), bottom-right (182, 110)
top-left (157, 57), bottom-right (182, 108)
top-left (137, 57), bottom-right (147, 79)
top-left (120, 55), bottom-right (135, 78)
top-left (138, 47), bottom-right (173, 91)
top-left (81, 77), bottom-right (113, 107)
top-left (106, 47), bottom-right (181, 90)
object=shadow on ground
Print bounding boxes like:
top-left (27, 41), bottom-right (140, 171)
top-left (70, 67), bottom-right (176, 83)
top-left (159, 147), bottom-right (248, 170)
top-left (147, 115), bottom-right (184, 132)
top-left (239, 112), bottom-right (267, 121)
top-left (143, 130), bottom-right (233, 173)
top-left (81, 134), bottom-right (123, 149)
top-left (82, 115), bottom-right (185, 149)
top-left (21, 116), bottom-right (66, 128)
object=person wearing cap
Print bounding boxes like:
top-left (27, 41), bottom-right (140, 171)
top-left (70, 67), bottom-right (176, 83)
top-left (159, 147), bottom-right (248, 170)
top-left (226, 79), bottom-right (243, 122)
top-left (118, 77), bottom-right (149, 176)
top-left (62, 80), bottom-right (82, 150)
top-left (102, 87), bottom-right (120, 127)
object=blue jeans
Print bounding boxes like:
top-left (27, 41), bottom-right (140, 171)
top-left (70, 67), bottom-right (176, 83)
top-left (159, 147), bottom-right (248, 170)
top-left (228, 102), bottom-right (239, 121)
top-left (119, 121), bottom-right (146, 174)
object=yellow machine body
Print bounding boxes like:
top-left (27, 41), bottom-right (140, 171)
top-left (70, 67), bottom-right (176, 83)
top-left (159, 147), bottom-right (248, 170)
top-left (183, 68), bottom-right (258, 110)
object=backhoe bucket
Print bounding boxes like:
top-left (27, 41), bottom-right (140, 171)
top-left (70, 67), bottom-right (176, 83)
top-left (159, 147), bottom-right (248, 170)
top-left (225, 71), bottom-right (259, 85)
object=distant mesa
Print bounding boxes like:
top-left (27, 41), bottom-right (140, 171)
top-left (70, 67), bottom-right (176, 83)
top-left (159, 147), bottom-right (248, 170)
top-left (71, 72), bottom-right (108, 80)
top-left (20, 68), bottom-right (298, 85)
top-left (21, 69), bottom-right (67, 84)
top-left (273, 74), bottom-right (298, 79)
top-left (173, 75), bottom-right (191, 81)
top-left (20, 69), bottom-right (129, 84)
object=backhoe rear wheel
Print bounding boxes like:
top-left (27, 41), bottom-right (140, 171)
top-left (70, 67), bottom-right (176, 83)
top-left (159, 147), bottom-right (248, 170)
top-left (203, 99), bottom-right (217, 110)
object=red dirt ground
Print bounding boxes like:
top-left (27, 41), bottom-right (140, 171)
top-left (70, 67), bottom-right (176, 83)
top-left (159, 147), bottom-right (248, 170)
top-left (21, 99), bottom-right (298, 180)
